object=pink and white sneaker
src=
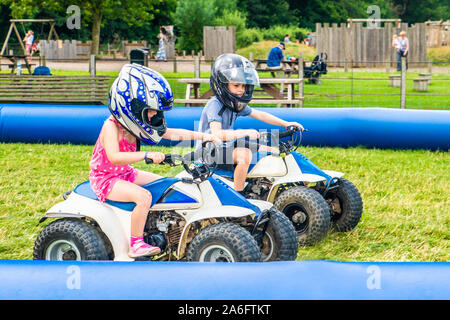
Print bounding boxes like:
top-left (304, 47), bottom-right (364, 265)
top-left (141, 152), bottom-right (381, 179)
top-left (128, 238), bottom-right (160, 258)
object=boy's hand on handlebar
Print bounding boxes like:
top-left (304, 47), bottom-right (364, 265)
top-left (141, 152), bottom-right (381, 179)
top-left (146, 151), bottom-right (165, 164)
top-left (284, 122), bottom-right (304, 131)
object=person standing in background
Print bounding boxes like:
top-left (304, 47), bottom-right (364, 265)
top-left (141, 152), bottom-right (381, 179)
top-left (156, 33), bottom-right (166, 61)
top-left (396, 31), bottom-right (409, 71)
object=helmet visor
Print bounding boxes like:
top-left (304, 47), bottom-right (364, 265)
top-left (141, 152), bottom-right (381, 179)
top-left (219, 66), bottom-right (260, 87)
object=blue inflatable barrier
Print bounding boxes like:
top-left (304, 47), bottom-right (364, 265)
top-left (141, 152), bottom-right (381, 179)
top-left (0, 104), bottom-right (449, 150)
top-left (0, 259), bottom-right (448, 300)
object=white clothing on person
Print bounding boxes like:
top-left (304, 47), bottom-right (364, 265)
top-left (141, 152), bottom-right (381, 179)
top-left (25, 35), bottom-right (34, 45)
top-left (398, 37), bottom-right (408, 51)
top-left (393, 38), bottom-right (400, 50)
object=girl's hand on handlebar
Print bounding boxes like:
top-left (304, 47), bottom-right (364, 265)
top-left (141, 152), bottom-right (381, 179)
top-left (258, 145), bottom-right (278, 153)
top-left (244, 129), bottom-right (260, 140)
top-left (145, 151), bottom-right (165, 164)
top-left (202, 133), bottom-right (222, 143)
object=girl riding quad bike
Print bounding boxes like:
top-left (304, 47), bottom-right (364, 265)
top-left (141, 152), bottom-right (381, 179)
top-left (210, 127), bottom-right (363, 246)
top-left (33, 64), bottom-right (297, 262)
top-left (34, 143), bottom-right (298, 262)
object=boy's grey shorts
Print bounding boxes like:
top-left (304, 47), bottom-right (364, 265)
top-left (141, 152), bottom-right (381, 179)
top-left (213, 140), bottom-right (260, 172)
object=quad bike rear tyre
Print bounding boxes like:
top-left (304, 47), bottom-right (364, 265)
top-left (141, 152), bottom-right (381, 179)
top-left (274, 186), bottom-right (330, 246)
top-left (33, 218), bottom-right (109, 261)
top-left (326, 178), bottom-right (363, 232)
top-left (186, 223), bottom-right (261, 262)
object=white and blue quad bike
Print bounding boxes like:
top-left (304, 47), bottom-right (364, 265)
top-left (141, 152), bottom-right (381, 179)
top-left (33, 143), bottom-right (298, 262)
top-left (210, 126), bottom-right (363, 246)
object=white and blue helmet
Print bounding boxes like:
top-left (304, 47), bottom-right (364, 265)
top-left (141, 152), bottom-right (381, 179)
top-left (108, 63), bottom-right (174, 145)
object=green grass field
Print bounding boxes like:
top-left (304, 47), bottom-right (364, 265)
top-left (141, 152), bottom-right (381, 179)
top-left (0, 143), bottom-right (448, 261)
top-left (0, 64), bottom-right (448, 261)
top-left (3, 66), bottom-right (448, 110)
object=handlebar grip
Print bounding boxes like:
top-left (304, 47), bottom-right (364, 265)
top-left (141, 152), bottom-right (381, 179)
top-left (278, 130), bottom-right (295, 139)
top-left (145, 157), bottom-right (153, 164)
top-left (278, 126), bottom-right (305, 139)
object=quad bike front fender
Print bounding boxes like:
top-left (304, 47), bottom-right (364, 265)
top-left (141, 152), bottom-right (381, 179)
top-left (266, 154), bottom-right (345, 203)
top-left (43, 192), bottom-right (133, 261)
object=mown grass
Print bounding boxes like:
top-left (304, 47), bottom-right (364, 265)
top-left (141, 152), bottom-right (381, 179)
top-left (427, 46), bottom-right (450, 66)
top-left (237, 41), bottom-right (317, 61)
top-left (0, 142), bottom-right (448, 261)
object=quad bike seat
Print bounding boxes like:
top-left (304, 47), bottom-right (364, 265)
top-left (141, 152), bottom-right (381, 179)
top-left (73, 177), bottom-right (182, 211)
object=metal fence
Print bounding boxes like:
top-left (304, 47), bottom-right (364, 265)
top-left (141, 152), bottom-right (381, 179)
top-left (1, 55), bottom-right (448, 110)
top-left (299, 59), bottom-right (449, 110)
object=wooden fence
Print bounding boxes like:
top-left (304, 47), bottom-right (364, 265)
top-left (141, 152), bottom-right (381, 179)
top-left (425, 20), bottom-right (449, 48)
top-left (38, 40), bottom-right (152, 59)
top-left (315, 22), bottom-right (428, 67)
top-left (203, 26), bottom-right (235, 60)
top-left (38, 40), bottom-right (78, 60)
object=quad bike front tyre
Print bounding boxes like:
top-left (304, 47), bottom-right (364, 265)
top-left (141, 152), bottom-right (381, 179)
top-left (33, 218), bottom-right (109, 261)
top-left (326, 178), bottom-right (363, 232)
top-left (256, 208), bottom-right (298, 262)
top-left (186, 222), bottom-right (262, 262)
top-left (274, 186), bottom-right (330, 246)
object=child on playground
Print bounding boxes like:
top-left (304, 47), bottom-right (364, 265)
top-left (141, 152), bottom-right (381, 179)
top-left (197, 53), bottom-right (304, 195)
top-left (22, 30), bottom-right (34, 63)
top-left (90, 64), bottom-right (220, 258)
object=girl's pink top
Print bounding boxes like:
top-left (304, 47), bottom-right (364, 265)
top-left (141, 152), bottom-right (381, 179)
top-left (89, 118), bottom-right (138, 202)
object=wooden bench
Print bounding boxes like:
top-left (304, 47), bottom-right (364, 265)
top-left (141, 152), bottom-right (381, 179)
top-left (254, 59), bottom-right (299, 78)
top-left (2, 63), bottom-right (36, 73)
top-left (0, 75), bottom-right (110, 104)
top-left (413, 78), bottom-right (429, 91)
top-left (176, 78), bottom-right (304, 107)
top-left (389, 75), bottom-right (401, 87)
top-left (1, 54), bottom-right (33, 74)
top-left (418, 73), bottom-right (432, 84)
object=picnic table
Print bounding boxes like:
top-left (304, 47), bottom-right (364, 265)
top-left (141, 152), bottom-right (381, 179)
top-left (1, 55), bottom-right (33, 74)
top-left (254, 59), bottom-right (299, 78)
top-left (175, 77), bottom-right (304, 107)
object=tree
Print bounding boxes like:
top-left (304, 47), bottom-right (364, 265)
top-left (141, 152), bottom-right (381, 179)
top-left (391, 0), bottom-right (450, 22)
top-left (238, 0), bottom-right (298, 28)
top-left (0, 0), bottom-right (160, 55)
top-left (212, 9), bottom-right (248, 48)
top-left (174, 0), bottom-right (217, 52)
top-left (287, 0), bottom-right (395, 29)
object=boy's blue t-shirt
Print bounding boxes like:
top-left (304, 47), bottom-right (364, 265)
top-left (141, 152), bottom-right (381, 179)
top-left (267, 46), bottom-right (284, 67)
top-left (196, 96), bottom-right (252, 148)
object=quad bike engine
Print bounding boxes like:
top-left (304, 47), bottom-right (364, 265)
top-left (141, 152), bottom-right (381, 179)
top-left (144, 211), bottom-right (186, 251)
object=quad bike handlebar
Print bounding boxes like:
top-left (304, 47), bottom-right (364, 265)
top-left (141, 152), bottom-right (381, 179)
top-left (145, 125), bottom-right (307, 177)
top-left (233, 125), bottom-right (307, 154)
top-left (145, 141), bottom-right (219, 181)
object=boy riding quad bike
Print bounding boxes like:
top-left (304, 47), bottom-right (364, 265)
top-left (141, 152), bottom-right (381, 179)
top-left (34, 142), bottom-right (298, 262)
top-left (211, 127), bottom-right (363, 246)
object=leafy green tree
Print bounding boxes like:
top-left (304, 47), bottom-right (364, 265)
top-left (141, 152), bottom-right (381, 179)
top-left (238, 0), bottom-right (299, 28)
top-left (212, 10), bottom-right (248, 48)
top-left (287, 0), bottom-right (395, 29)
top-left (0, 5), bottom-right (12, 42)
top-left (0, 0), bottom-right (160, 55)
top-left (174, 0), bottom-right (217, 52)
top-left (391, 0), bottom-right (450, 22)
top-left (101, 0), bottom-right (177, 46)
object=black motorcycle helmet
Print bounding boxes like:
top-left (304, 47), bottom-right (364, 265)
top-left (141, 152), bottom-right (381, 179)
top-left (210, 53), bottom-right (260, 113)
